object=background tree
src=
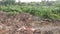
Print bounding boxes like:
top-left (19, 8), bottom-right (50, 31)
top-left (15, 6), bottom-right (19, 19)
top-left (0, 0), bottom-right (15, 5)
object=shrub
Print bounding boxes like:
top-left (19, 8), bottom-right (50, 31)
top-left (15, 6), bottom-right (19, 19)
top-left (0, 5), bottom-right (60, 20)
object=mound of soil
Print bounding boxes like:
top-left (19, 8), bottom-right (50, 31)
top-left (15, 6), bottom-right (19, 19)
top-left (0, 12), bottom-right (60, 34)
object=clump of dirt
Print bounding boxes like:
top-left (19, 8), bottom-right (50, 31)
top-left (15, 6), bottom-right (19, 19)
top-left (0, 12), bottom-right (60, 34)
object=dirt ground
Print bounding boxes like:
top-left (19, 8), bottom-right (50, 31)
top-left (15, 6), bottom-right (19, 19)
top-left (0, 12), bottom-right (60, 34)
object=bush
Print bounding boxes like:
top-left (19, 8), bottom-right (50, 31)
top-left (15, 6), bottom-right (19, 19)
top-left (0, 5), bottom-right (60, 20)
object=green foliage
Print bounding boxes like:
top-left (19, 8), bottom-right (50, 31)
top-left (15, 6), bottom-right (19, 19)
top-left (0, 1), bottom-right (60, 20)
top-left (2, 0), bottom-right (15, 5)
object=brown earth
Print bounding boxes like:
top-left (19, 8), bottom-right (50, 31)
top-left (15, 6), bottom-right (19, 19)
top-left (0, 12), bottom-right (60, 34)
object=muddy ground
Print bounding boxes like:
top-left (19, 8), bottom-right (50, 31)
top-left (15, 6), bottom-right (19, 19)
top-left (0, 12), bottom-right (60, 34)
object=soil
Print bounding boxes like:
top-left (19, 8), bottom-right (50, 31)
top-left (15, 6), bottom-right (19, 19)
top-left (0, 12), bottom-right (60, 34)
